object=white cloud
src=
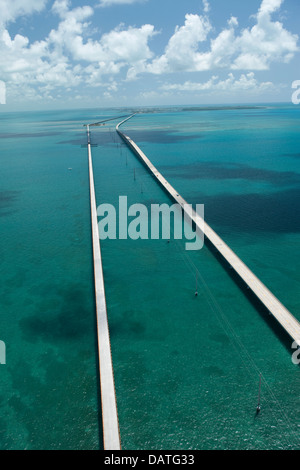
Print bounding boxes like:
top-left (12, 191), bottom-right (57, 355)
top-left (147, 13), bottom-right (212, 74)
top-left (0, 0), bottom-right (297, 105)
top-left (0, 0), bottom-right (157, 102)
top-left (52, 0), bottom-right (71, 19)
top-left (145, 0), bottom-right (298, 75)
top-left (0, 3), bottom-right (91, 100)
top-left (202, 0), bottom-right (210, 14)
top-left (228, 17), bottom-right (238, 28)
top-left (161, 73), bottom-right (276, 94)
top-left (232, 0), bottom-right (298, 70)
top-left (0, 0), bottom-right (47, 26)
top-left (98, 0), bottom-right (146, 6)
top-left (259, 0), bottom-right (282, 16)
top-left (68, 24), bottom-right (155, 64)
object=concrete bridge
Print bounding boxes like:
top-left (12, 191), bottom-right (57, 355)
top-left (86, 124), bottom-right (121, 450)
top-left (116, 115), bottom-right (300, 348)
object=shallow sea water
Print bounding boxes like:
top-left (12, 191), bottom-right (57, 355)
top-left (0, 104), bottom-right (299, 449)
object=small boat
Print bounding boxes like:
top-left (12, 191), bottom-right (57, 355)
top-left (256, 374), bottom-right (262, 413)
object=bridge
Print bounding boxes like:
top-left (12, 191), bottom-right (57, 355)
top-left (86, 124), bottom-right (121, 450)
top-left (116, 115), bottom-right (300, 348)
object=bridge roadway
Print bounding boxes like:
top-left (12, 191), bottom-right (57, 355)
top-left (87, 125), bottom-right (121, 450)
top-left (116, 116), bottom-right (300, 348)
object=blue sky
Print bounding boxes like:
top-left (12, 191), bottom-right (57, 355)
top-left (0, 0), bottom-right (299, 110)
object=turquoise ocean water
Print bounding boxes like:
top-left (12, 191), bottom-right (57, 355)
top-left (0, 104), bottom-right (299, 449)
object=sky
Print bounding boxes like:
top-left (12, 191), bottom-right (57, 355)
top-left (0, 0), bottom-right (299, 110)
